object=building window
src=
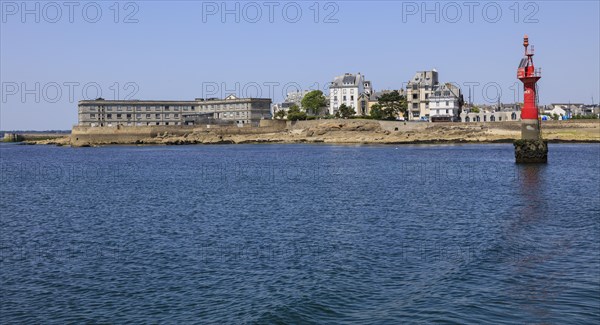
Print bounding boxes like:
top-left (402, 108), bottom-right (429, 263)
top-left (343, 96), bottom-right (347, 101)
top-left (412, 94), bottom-right (418, 99)
top-left (445, 101), bottom-right (449, 106)
top-left (155, 114), bottom-right (160, 119)
top-left (445, 109), bottom-right (449, 114)
top-left (107, 114), bottom-right (112, 119)
top-left (146, 114), bottom-right (150, 118)
top-left (117, 114), bottom-right (122, 119)
top-left (117, 107), bottom-right (123, 111)
top-left (90, 114), bottom-right (96, 118)
top-left (126, 114), bottom-right (132, 119)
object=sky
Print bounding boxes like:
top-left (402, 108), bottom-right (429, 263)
top-left (1, 0), bottom-right (599, 130)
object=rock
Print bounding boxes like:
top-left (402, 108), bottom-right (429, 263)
top-left (514, 139), bottom-right (548, 163)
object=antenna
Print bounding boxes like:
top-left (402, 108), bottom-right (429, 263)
top-left (469, 88), bottom-right (472, 105)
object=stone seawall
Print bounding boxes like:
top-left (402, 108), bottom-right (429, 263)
top-left (32, 119), bottom-right (600, 146)
top-left (71, 125), bottom-right (194, 146)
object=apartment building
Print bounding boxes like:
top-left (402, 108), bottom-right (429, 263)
top-left (406, 70), bottom-right (438, 120)
top-left (78, 95), bottom-right (271, 127)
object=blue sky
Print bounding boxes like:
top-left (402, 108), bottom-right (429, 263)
top-left (1, 0), bottom-right (599, 130)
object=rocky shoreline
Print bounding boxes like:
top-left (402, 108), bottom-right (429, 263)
top-left (25, 119), bottom-right (600, 147)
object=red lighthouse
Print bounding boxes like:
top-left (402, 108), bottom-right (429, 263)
top-left (517, 34), bottom-right (542, 139)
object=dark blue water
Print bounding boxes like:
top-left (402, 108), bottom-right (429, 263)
top-left (1, 143), bottom-right (599, 323)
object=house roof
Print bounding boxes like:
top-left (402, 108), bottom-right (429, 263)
top-left (331, 73), bottom-right (364, 87)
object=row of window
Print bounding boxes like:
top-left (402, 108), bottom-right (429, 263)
top-left (432, 101), bottom-right (451, 107)
top-left (432, 109), bottom-right (452, 115)
top-left (85, 111), bottom-right (250, 119)
top-left (89, 113), bottom-right (181, 120)
top-left (217, 111), bottom-right (249, 118)
top-left (84, 105), bottom-right (194, 112)
top-left (464, 114), bottom-right (517, 122)
top-left (410, 84), bottom-right (432, 90)
top-left (333, 95), bottom-right (355, 101)
top-left (199, 104), bottom-right (251, 110)
top-left (331, 88), bottom-right (357, 94)
top-left (95, 122), bottom-right (183, 126)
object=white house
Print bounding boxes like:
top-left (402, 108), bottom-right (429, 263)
top-left (544, 106), bottom-right (567, 118)
top-left (428, 83), bottom-right (462, 122)
top-left (329, 73), bottom-right (371, 115)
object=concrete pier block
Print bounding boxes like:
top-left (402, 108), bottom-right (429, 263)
top-left (514, 139), bottom-right (548, 163)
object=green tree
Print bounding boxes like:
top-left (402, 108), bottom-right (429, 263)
top-left (274, 109), bottom-right (286, 119)
top-left (470, 107), bottom-right (480, 113)
top-left (301, 90), bottom-right (327, 116)
top-left (286, 104), bottom-right (307, 121)
top-left (369, 104), bottom-right (384, 120)
top-left (336, 104), bottom-right (356, 119)
top-left (377, 90), bottom-right (407, 120)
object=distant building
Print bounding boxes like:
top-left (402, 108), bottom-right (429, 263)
top-left (548, 103), bottom-right (583, 118)
top-left (272, 90), bottom-right (312, 116)
top-left (582, 104), bottom-right (600, 117)
top-left (460, 106), bottom-right (521, 122)
top-left (406, 70), bottom-right (462, 121)
top-left (78, 94), bottom-right (272, 127)
top-left (544, 106), bottom-right (568, 119)
top-left (329, 73), bottom-right (372, 115)
top-left (284, 90), bottom-right (311, 108)
top-left (360, 89), bottom-right (407, 118)
top-left (406, 70), bottom-right (438, 120)
top-left (428, 83), bottom-right (463, 122)
top-left (356, 93), bottom-right (372, 116)
top-left (548, 103), bottom-right (599, 118)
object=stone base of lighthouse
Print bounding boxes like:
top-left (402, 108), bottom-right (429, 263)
top-left (514, 139), bottom-right (548, 163)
